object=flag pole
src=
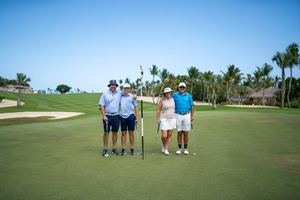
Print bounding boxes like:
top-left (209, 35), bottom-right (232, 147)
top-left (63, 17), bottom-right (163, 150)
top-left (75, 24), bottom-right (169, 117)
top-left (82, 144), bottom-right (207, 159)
top-left (140, 65), bottom-right (145, 160)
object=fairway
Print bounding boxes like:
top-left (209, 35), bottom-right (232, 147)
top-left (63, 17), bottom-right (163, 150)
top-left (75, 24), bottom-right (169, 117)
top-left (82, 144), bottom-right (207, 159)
top-left (0, 93), bottom-right (300, 200)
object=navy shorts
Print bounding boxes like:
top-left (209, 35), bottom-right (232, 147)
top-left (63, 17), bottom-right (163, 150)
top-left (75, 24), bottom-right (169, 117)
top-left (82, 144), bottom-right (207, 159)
top-left (120, 114), bottom-right (136, 132)
top-left (103, 115), bottom-right (119, 133)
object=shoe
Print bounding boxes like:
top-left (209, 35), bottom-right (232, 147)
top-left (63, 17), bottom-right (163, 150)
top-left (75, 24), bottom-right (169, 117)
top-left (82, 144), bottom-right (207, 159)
top-left (162, 147), bottom-right (166, 154)
top-left (120, 148), bottom-right (126, 156)
top-left (164, 150), bottom-right (170, 156)
top-left (112, 149), bottom-right (119, 156)
top-left (102, 149), bottom-right (108, 157)
top-left (183, 149), bottom-right (189, 155)
top-left (176, 149), bottom-right (182, 155)
top-left (130, 148), bottom-right (135, 155)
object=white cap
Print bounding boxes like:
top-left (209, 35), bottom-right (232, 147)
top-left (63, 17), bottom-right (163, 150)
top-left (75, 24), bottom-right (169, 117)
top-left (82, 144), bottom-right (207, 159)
top-left (178, 82), bottom-right (186, 88)
top-left (162, 87), bottom-right (173, 93)
top-left (123, 83), bottom-right (131, 88)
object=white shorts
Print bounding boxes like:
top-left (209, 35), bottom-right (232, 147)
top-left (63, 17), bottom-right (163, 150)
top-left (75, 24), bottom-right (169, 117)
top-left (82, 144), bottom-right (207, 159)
top-left (160, 118), bottom-right (176, 131)
top-left (176, 113), bottom-right (191, 132)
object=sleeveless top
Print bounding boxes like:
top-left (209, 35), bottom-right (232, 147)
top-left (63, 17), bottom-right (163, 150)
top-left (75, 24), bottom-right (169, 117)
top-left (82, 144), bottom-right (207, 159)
top-left (160, 98), bottom-right (176, 120)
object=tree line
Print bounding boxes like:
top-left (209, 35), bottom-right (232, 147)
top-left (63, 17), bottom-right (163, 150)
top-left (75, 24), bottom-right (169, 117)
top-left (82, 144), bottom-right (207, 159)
top-left (120, 43), bottom-right (299, 109)
top-left (1, 43), bottom-right (299, 109)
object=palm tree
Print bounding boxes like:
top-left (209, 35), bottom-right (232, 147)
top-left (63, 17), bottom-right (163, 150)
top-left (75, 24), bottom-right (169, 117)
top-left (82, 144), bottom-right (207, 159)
top-left (187, 66), bottom-right (200, 96)
top-left (158, 68), bottom-right (170, 93)
top-left (243, 74), bottom-right (254, 88)
top-left (149, 65), bottom-right (158, 103)
top-left (221, 65), bottom-right (242, 103)
top-left (124, 78), bottom-right (130, 84)
top-left (272, 52), bottom-right (289, 108)
top-left (145, 81), bottom-right (151, 96)
top-left (119, 79), bottom-right (123, 90)
top-left (259, 63), bottom-right (273, 105)
top-left (16, 73), bottom-right (31, 107)
top-left (202, 71), bottom-right (213, 103)
top-left (273, 75), bottom-right (281, 88)
top-left (158, 68), bottom-right (170, 83)
top-left (203, 71), bottom-right (218, 108)
top-left (286, 43), bottom-right (299, 107)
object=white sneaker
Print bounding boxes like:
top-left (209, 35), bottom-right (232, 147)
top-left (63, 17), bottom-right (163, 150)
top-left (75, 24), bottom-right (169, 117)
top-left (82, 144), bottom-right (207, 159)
top-left (161, 147), bottom-right (165, 154)
top-left (176, 149), bottom-right (182, 155)
top-left (164, 150), bottom-right (170, 155)
top-left (183, 149), bottom-right (189, 155)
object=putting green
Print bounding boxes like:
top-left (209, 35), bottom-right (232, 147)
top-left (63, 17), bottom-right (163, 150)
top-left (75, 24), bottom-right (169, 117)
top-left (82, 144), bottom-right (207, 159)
top-left (0, 109), bottom-right (299, 200)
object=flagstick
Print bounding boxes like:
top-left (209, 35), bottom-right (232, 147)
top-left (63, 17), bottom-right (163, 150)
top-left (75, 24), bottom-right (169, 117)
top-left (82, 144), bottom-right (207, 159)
top-left (140, 66), bottom-right (145, 160)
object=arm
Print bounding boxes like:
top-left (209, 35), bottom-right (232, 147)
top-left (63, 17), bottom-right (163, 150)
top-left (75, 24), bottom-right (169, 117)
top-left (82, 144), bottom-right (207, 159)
top-left (156, 99), bottom-right (163, 123)
top-left (190, 106), bottom-right (195, 122)
top-left (99, 105), bottom-right (108, 122)
top-left (134, 107), bottom-right (138, 123)
top-left (190, 94), bottom-right (195, 122)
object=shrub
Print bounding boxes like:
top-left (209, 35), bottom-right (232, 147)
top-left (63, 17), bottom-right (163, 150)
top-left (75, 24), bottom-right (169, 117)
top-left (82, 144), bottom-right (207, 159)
top-left (290, 98), bottom-right (300, 108)
top-left (0, 95), bottom-right (4, 102)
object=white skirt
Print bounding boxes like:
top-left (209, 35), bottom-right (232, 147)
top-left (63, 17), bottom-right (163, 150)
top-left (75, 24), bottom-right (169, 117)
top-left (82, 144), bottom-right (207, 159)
top-left (160, 118), bottom-right (176, 131)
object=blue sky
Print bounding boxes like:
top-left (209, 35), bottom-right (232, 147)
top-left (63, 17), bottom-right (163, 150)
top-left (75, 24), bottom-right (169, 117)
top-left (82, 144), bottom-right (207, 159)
top-left (0, 0), bottom-right (299, 92)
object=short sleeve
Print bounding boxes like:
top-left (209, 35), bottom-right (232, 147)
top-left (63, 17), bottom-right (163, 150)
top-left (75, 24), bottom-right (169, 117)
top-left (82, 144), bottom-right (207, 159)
top-left (99, 94), bottom-right (105, 106)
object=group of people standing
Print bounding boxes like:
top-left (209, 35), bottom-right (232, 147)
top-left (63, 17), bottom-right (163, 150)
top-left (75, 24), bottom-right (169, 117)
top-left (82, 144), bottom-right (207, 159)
top-left (99, 80), bottom-right (194, 157)
top-left (99, 80), bottom-right (138, 157)
top-left (156, 82), bottom-right (194, 155)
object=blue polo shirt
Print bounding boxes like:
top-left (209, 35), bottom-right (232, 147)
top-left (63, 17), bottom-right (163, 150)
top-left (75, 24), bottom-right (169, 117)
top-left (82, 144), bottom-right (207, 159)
top-left (99, 89), bottom-right (122, 114)
top-left (172, 91), bottom-right (194, 114)
top-left (120, 93), bottom-right (138, 118)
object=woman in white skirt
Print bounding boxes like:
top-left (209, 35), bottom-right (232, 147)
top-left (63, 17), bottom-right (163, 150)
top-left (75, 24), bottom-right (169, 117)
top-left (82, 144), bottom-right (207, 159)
top-left (156, 87), bottom-right (176, 155)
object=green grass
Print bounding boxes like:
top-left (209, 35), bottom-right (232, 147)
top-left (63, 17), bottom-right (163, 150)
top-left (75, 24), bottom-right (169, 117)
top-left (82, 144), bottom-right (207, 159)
top-left (0, 92), bottom-right (300, 200)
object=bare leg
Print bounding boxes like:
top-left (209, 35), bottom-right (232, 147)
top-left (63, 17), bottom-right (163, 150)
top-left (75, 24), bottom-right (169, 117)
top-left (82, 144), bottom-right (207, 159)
top-left (112, 132), bottom-right (118, 148)
top-left (183, 131), bottom-right (189, 146)
top-left (103, 134), bottom-right (109, 149)
top-left (177, 131), bottom-right (183, 147)
top-left (161, 130), bottom-right (167, 149)
top-left (165, 130), bottom-right (172, 151)
top-left (129, 131), bottom-right (134, 148)
top-left (121, 131), bottom-right (127, 149)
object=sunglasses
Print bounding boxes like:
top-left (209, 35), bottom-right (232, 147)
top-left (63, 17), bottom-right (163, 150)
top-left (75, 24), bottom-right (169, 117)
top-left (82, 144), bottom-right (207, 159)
top-left (179, 86), bottom-right (185, 89)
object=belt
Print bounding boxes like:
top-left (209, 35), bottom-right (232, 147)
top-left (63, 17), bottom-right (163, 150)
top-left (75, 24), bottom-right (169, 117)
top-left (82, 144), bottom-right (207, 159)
top-left (176, 112), bottom-right (190, 115)
top-left (105, 113), bottom-right (119, 116)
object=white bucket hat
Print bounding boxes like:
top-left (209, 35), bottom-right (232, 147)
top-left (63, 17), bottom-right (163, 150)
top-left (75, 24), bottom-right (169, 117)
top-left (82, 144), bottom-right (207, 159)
top-left (162, 87), bottom-right (173, 93)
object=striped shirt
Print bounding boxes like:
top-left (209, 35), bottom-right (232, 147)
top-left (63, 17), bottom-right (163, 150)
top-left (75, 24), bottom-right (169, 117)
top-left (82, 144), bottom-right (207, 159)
top-left (172, 91), bottom-right (194, 114)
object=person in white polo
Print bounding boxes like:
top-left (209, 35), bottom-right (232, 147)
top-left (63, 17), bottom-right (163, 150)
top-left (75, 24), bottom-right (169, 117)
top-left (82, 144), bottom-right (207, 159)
top-left (172, 82), bottom-right (195, 155)
top-left (156, 87), bottom-right (176, 155)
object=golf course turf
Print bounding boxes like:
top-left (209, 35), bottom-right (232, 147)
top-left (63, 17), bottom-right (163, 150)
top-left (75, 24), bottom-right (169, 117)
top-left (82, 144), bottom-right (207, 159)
top-left (0, 92), bottom-right (299, 200)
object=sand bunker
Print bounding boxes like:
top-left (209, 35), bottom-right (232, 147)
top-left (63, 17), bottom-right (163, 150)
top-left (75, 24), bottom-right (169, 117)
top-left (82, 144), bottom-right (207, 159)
top-left (224, 105), bottom-right (279, 108)
top-left (0, 112), bottom-right (84, 120)
top-left (0, 99), bottom-right (24, 108)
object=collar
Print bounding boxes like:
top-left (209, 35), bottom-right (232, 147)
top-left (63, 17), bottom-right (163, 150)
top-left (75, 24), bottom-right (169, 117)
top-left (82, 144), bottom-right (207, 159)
top-left (108, 89), bottom-right (119, 94)
top-left (122, 92), bottom-right (131, 97)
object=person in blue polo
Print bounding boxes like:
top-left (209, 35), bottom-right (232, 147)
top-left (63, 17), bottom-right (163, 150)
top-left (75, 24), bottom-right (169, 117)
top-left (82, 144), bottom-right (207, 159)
top-left (119, 83), bottom-right (138, 156)
top-left (99, 80), bottom-right (122, 157)
top-left (172, 82), bottom-right (195, 155)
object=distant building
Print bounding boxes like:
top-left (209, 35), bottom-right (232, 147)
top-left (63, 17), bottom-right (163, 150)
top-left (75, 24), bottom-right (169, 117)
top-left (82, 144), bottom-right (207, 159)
top-left (0, 84), bottom-right (34, 93)
top-left (249, 86), bottom-right (279, 105)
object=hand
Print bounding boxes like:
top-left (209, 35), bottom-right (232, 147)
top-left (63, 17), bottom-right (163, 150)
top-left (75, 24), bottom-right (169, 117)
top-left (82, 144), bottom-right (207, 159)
top-left (103, 116), bottom-right (108, 122)
top-left (191, 116), bottom-right (194, 122)
top-left (157, 119), bottom-right (160, 124)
